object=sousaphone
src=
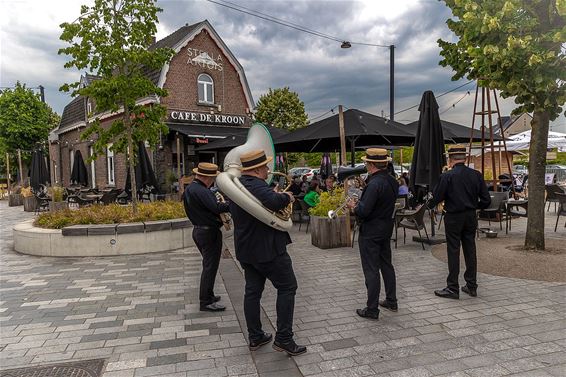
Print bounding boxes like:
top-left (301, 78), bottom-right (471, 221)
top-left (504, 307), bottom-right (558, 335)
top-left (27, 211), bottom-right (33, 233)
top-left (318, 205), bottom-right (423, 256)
top-left (216, 123), bottom-right (293, 230)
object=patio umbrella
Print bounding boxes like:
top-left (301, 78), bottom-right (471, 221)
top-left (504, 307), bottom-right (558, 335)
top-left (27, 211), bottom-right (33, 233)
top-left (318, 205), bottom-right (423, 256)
top-left (410, 91), bottom-right (446, 240)
top-left (29, 149), bottom-right (50, 191)
top-left (319, 153), bottom-right (332, 179)
top-left (125, 142), bottom-right (160, 194)
top-left (70, 150), bottom-right (89, 186)
top-left (404, 119), bottom-right (499, 143)
top-left (274, 109), bottom-right (414, 157)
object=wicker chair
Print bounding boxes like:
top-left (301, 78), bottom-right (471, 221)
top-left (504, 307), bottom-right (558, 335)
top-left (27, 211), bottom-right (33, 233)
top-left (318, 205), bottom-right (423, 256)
top-left (545, 184), bottom-right (565, 212)
top-left (395, 204), bottom-right (429, 250)
top-left (555, 193), bottom-right (566, 232)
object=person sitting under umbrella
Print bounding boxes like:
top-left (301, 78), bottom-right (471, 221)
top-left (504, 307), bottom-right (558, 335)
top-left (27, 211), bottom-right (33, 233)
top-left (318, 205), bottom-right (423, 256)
top-left (303, 182), bottom-right (321, 207)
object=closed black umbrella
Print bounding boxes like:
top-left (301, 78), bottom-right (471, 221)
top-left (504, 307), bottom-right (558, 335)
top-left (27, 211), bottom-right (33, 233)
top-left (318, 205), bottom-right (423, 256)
top-left (410, 91), bottom-right (446, 241)
top-left (29, 149), bottom-right (50, 192)
top-left (125, 142), bottom-right (160, 194)
top-left (70, 150), bottom-right (89, 186)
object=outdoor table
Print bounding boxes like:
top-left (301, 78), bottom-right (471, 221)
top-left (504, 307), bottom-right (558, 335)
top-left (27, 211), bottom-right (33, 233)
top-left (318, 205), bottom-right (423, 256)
top-left (83, 193), bottom-right (104, 204)
top-left (506, 199), bottom-right (528, 234)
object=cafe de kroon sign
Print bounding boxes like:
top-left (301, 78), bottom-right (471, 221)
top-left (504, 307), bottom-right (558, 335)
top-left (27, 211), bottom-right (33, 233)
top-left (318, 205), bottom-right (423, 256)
top-left (169, 110), bottom-right (246, 126)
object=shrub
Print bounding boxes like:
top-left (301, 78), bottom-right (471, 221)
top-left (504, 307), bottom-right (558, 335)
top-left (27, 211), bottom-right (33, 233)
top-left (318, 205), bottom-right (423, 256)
top-left (21, 186), bottom-right (33, 198)
top-left (49, 185), bottom-right (65, 202)
top-left (35, 201), bottom-right (185, 229)
top-left (308, 187), bottom-right (345, 217)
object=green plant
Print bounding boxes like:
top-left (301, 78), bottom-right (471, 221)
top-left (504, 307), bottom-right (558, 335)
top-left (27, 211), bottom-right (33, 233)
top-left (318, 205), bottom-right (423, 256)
top-left (165, 169), bottom-right (178, 192)
top-left (308, 187), bottom-right (345, 217)
top-left (49, 185), bottom-right (65, 202)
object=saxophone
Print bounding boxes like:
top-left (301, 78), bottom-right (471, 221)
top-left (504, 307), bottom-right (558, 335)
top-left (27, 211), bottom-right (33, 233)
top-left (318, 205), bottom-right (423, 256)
top-left (214, 191), bottom-right (232, 231)
top-left (270, 171), bottom-right (294, 221)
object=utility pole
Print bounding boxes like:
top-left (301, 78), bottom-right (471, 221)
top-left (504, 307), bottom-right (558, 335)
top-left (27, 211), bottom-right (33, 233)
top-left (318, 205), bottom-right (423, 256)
top-left (39, 85), bottom-right (45, 103)
top-left (390, 45), bottom-right (395, 121)
top-left (338, 105), bottom-right (347, 166)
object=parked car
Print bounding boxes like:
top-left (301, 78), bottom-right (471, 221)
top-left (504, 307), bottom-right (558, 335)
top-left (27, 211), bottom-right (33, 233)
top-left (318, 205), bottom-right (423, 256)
top-left (288, 167), bottom-right (310, 177)
top-left (513, 164), bottom-right (528, 175)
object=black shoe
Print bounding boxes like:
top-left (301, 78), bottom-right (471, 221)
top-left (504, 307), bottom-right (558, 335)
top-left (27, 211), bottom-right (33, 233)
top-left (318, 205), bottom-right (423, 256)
top-left (249, 332), bottom-right (272, 351)
top-left (461, 286), bottom-right (477, 297)
top-left (200, 302), bottom-right (226, 312)
top-left (379, 300), bottom-right (398, 312)
top-left (434, 288), bottom-right (459, 299)
top-left (356, 307), bottom-right (379, 319)
top-left (213, 295), bottom-right (221, 302)
top-left (272, 339), bottom-right (307, 356)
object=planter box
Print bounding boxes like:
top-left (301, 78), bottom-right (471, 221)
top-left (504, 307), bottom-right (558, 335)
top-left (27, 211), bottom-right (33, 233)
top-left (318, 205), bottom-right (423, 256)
top-left (310, 215), bottom-right (351, 249)
top-left (23, 196), bottom-right (37, 212)
top-left (8, 194), bottom-right (23, 207)
top-left (49, 201), bottom-right (68, 212)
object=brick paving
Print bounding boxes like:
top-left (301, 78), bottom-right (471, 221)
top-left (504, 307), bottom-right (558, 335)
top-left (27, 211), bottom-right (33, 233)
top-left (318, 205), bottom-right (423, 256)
top-left (1, 199), bottom-right (566, 376)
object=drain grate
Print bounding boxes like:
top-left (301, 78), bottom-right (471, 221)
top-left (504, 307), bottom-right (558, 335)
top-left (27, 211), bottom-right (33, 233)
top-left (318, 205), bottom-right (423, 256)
top-left (0, 359), bottom-right (105, 377)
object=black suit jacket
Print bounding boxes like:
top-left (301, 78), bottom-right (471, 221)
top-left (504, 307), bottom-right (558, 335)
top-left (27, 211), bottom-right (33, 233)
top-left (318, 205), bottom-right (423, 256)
top-left (229, 175), bottom-right (292, 264)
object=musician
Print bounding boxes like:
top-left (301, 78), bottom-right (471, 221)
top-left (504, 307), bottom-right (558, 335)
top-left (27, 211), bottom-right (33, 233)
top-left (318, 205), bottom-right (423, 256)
top-left (229, 150), bottom-right (307, 356)
top-left (184, 162), bottom-right (230, 312)
top-left (348, 148), bottom-right (399, 319)
top-left (322, 175), bottom-right (336, 192)
top-left (430, 145), bottom-right (491, 299)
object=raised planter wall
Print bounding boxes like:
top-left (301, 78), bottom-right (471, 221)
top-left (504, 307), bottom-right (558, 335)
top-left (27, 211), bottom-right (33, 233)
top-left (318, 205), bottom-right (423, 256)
top-left (8, 194), bottom-right (23, 207)
top-left (14, 219), bottom-right (195, 257)
top-left (310, 215), bottom-right (351, 249)
top-left (23, 196), bottom-right (37, 212)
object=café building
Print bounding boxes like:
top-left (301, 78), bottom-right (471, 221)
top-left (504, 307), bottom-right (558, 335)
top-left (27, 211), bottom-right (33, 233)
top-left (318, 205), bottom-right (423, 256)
top-left (49, 20), bottom-right (255, 191)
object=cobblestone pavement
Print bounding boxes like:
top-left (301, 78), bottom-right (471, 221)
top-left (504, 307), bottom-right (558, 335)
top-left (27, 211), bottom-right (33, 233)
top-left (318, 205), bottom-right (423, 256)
top-left (1, 200), bottom-right (566, 377)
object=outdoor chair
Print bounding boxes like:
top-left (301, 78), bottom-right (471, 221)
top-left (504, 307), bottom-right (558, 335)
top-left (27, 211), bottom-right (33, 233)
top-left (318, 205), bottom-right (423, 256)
top-left (545, 184), bottom-right (564, 212)
top-left (481, 192), bottom-right (508, 230)
top-left (395, 204), bottom-right (429, 250)
top-left (67, 194), bottom-right (94, 208)
top-left (34, 191), bottom-right (50, 214)
top-left (297, 199), bottom-right (311, 233)
top-left (554, 193), bottom-right (566, 232)
top-left (99, 189), bottom-right (121, 205)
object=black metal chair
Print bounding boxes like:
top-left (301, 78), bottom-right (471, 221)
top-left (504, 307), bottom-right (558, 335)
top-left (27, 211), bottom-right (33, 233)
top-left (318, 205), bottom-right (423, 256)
top-left (395, 204), bottom-right (429, 250)
top-left (481, 192), bottom-right (508, 230)
top-left (555, 193), bottom-right (566, 232)
top-left (34, 191), bottom-right (51, 214)
top-left (99, 189), bottom-right (121, 205)
top-left (297, 199), bottom-right (311, 233)
top-left (545, 184), bottom-right (564, 212)
top-left (67, 194), bottom-right (94, 208)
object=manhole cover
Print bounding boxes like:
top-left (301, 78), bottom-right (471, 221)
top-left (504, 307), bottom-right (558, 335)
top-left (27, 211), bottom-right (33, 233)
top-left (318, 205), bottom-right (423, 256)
top-left (0, 359), bottom-right (105, 377)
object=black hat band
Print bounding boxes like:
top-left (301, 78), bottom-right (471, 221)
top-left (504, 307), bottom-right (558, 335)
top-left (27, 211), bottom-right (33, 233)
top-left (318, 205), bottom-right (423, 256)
top-left (242, 153), bottom-right (267, 168)
top-left (197, 167), bottom-right (217, 175)
top-left (365, 154), bottom-right (388, 161)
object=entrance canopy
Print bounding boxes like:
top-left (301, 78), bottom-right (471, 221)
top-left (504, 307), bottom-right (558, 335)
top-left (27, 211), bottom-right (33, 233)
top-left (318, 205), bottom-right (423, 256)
top-left (499, 130), bottom-right (566, 151)
top-left (404, 119), bottom-right (496, 143)
top-left (196, 126), bottom-right (288, 152)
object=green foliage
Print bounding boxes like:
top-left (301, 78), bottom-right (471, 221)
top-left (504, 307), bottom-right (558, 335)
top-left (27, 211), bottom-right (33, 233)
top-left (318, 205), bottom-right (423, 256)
top-left (0, 82), bottom-right (60, 166)
top-left (58, 0), bottom-right (174, 211)
top-left (438, 0), bottom-right (565, 119)
top-left (48, 185), bottom-right (65, 202)
top-left (308, 187), bottom-right (345, 217)
top-left (34, 201), bottom-right (185, 229)
top-left (20, 186), bottom-right (33, 198)
top-left (255, 87), bottom-right (308, 131)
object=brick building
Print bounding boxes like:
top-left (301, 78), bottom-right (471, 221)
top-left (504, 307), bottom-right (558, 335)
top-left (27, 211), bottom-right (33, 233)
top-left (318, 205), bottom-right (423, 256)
top-left (49, 20), bottom-right (255, 191)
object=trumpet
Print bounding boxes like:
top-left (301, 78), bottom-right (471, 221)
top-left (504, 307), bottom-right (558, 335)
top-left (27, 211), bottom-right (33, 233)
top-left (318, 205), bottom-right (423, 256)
top-left (215, 191), bottom-right (232, 231)
top-left (328, 193), bottom-right (359, 219)
top-left (270, 171), bottom-right (294, 221)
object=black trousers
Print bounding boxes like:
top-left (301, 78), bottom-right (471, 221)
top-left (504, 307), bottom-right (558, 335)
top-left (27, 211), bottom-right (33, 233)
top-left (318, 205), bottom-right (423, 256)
top-left (192, 227), bottom-right (223, 306)
top-left (444, 210), bottom-right (478, 292)
top-left (358, 237), bottom-right (397, 311)
top-left (240, 252), bottom-right (298, 343)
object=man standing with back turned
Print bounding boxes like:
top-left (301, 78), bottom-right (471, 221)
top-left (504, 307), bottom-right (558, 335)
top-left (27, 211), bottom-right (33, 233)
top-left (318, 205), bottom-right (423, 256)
top-left (430, 145), bottom-right (491, 299)
top-left (229, 150), bottom-right (307, 356)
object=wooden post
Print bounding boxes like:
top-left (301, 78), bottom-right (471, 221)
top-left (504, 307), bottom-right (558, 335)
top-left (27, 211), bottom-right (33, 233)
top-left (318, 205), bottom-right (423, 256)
top-left (6, 152), bottom-right (10, 195)
top-left (17, 149), bottom-right (24, 186)
top-left (176, 133), bottom-right (181, 178)
top-left (400, 148), bottom-right (403, 173)
top-left (338, 105), bottom-right (347, 166)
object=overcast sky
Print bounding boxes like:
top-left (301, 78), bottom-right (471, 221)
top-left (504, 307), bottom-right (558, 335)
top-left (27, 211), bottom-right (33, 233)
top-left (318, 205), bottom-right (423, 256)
top-left (1, 0), bottom-right (564, 132)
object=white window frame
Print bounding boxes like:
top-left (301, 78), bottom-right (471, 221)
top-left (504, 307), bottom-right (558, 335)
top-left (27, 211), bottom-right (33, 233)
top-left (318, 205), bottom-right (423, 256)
top-left (106, 144), bottom-right (115, 185)
top-left (197, 73), bottom-right (214, 104)
top-left (69, 150), bottom-right (75, 176)
top-left (89, 146), bottom-right (96, 188)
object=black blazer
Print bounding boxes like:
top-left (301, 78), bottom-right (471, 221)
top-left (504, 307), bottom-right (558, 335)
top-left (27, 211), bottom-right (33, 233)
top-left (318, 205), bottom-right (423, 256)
top-left (229, 175), bottom-right (292, 264)
top-left (355, 170), bottom-right (398, 240)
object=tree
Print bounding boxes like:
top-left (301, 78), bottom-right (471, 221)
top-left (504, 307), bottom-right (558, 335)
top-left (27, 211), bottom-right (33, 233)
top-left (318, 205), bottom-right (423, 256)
top-left (255, 87), bottom-right (308, 131)
top-left (438, 0), bottom-right (566, 250)
top-left (0, 82), bottom-right (59, 173)
top-left (59, 0), bottom-right (174, 213)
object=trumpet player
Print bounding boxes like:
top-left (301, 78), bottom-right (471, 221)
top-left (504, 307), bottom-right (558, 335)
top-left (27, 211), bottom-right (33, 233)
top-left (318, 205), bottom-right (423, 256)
top-left (348, 148), bottom-right (399, 319)
top-left (229, 150), bottom-right (307, 356)
top-left (184, 162), bottom-right (230, 312)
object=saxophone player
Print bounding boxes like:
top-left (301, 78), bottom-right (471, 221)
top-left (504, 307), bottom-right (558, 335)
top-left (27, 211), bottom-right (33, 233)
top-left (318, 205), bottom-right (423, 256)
top-left (184, 162), bottom-right (230, 312)
top-left (229, 150), bottom-right (307, 356)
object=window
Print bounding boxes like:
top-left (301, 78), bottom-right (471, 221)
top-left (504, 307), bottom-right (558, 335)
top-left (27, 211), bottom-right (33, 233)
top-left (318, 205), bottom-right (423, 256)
top-left (197, 74), bottom-right (214, 103)
top-left (106, 144), bottom-right (115, 185)
top-left (69, 150), bottom-right (75, 176)
top-left (89, 146), bottom-right (96, 188)
top-left (87, 100), bottom-right (92, 115)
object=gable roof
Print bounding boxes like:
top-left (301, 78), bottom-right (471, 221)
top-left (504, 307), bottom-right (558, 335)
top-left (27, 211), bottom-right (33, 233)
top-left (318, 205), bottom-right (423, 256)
top-left (54, 96), bottom-right (87, 134)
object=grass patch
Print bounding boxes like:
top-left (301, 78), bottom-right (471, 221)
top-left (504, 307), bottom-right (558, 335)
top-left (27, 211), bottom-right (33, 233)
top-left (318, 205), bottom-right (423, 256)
top-left (35, 201), bottom-right (186, 229)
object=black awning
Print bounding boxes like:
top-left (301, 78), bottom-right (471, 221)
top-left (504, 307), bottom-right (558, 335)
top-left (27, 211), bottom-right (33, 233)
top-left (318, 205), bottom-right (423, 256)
top-left (167, 123), bottom-right (249, 138)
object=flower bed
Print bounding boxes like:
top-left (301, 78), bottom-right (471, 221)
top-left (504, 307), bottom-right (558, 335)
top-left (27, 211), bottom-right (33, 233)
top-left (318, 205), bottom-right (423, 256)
top-left (35, 201), bottom-right (185, 229)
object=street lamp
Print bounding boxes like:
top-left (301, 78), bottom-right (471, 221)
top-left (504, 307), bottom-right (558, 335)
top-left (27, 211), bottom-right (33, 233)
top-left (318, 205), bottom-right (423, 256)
top-left (341, 41), bottom-right (395, 121)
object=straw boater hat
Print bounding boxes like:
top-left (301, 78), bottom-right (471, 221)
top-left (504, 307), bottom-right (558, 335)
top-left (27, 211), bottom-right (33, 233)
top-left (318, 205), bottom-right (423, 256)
top-left (361, 148), bottom-right (392, 163)
top-left (192, 162), bottom-right (220, 177)
top-left (240, 149), bottom-right (273, 171)
top-left (447, 144), bottom-right (467, 156)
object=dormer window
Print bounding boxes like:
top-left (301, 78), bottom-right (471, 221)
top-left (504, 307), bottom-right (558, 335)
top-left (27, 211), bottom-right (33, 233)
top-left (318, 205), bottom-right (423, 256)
top-left (197, 74), bottom-right (214, 104)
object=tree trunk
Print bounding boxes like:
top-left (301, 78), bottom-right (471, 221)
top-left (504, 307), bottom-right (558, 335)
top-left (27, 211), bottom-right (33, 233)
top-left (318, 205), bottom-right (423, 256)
top-left (524, 111), bottom-right (549, 251)
top-left (124, 106), bottom-right (138, 214)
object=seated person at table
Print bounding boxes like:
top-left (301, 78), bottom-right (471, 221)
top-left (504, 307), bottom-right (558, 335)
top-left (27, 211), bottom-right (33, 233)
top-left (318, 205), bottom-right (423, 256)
top-left (322, 175), bottom-right (336, 192)
top-left (398, 178), bottom-right (409, 196)
top-left (300, 176), bottom-right (309, 193)
top-left (303, 182), bottom-right (321, 207)
top-left (288, 176), bottom-right (303, 196)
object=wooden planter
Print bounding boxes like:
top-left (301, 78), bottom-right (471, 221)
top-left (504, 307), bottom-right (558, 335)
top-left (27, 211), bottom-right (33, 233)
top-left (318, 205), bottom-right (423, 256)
top-left (23, 196), bottom-right (37, 212)
top-left (310, 215), bottom-right (351, 249)
top-left (49, 201), bottom-right (68, 212)
top-left (8, 194), bottom-right (23, 207)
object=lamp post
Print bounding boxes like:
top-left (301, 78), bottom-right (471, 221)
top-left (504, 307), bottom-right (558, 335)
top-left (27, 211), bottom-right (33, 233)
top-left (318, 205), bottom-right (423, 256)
top-left (341, 42), bottom-right (395, 121)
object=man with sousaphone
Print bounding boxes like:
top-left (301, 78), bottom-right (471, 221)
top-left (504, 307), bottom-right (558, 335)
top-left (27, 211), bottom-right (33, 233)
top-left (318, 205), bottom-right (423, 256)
top-left (348, 148), bottom-right (399, 320)
top-left (183, 162), bottom-right (230, 312)
top-left (228, 149), bottom-right (307, 356)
